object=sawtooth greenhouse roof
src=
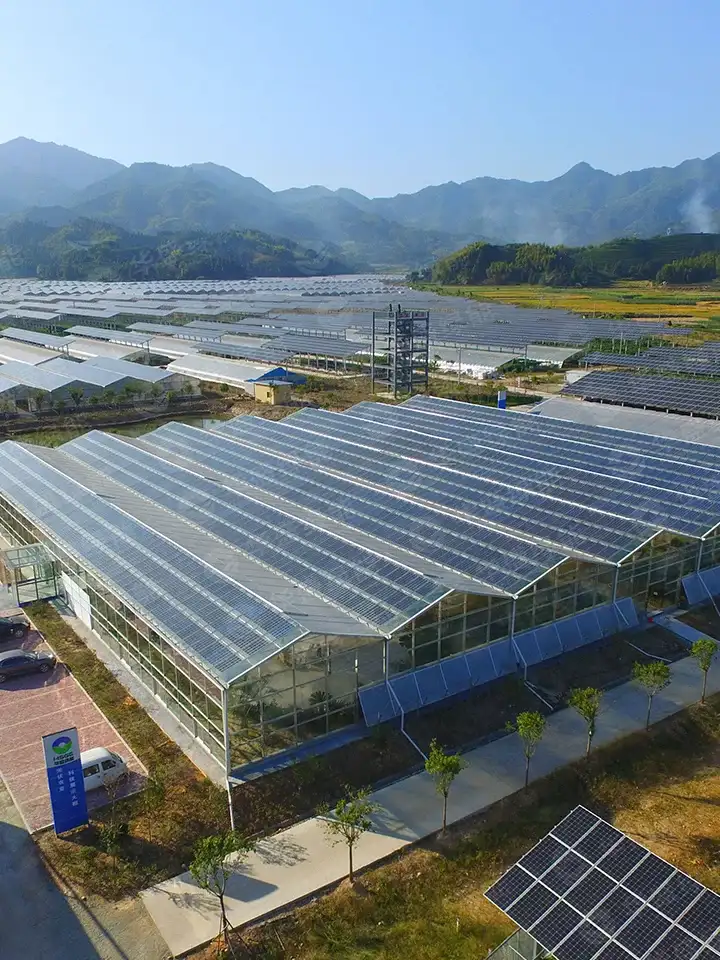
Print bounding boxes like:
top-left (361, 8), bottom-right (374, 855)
top-left (0, 396), bottom-right (717, 687)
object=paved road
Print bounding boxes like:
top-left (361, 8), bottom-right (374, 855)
top-left (0, 782), bottom-right (168, 960)
top-left (142, 648), bottom-right (720, 957)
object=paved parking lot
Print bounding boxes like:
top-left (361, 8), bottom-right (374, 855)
top-left (0, 610), bottom-right (146, 832)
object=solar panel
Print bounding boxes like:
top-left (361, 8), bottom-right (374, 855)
top-left (65, 325), bottom-right (153, 346)
top-left (199, 341), bottom-right (291, 364)
top-left (358, 683), bottom-right (399, 725)
top-left (288, 406), bottom-right (719, 539)
top-left (141, 420), bottom-right (568, 595)
top-left (584, 347), bottom-right (720, 379)
top-left (129, 322), bottom-right (223, 340)
top-left (403, 395), bottom-right (720, 477)
top-left (345, 399), bottom-right (720, 502)
top-left (62, 430), bottom-right (447, 634)
top-left (563, 371), bottom-right (720, 418)
top-left (0, 327), bottom-right (74, 350)
top-left (486, 806), bottom-right (720, 960)
top-left (214, 414), bottom-right (659, 563)
top-left (0, 442), bottom-right (305, 685)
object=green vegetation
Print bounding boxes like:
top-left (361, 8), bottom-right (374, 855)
top-left (234, 698), bottom-right (720, 960)
top-left (318, 787), bottom-right (379, 885)
top-left (567, 687), bottom-right (604, 757)
top-left (632, 661), bottom-right (672, 730)
top-left (690, 637), bottom-right (718, 703)
top-left (0, 217), bottom-right (350, 280)
top-left (507, 711), bottom-right (547, 788)
top-left (189, 831), bottom-right (255, 954)
top-left (424, 740), bottom-right (468, 834)
top-left (420, 234), bottom-right (720, 289)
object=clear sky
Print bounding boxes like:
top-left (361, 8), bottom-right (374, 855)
top-left (0, 0), bottom-right (718, 197)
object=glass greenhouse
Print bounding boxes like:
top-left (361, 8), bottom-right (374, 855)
top-left (0, 396), bottom-right (718, 777)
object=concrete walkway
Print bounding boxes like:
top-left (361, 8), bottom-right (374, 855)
top-left (0, 780), bottom-right (169, 960)
top-left (142, 655), bottom-right (719, 957)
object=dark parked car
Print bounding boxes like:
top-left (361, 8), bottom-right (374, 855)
top-left (0, 616), bottom-right (28, 643)
top-left (0, 649), bottom-right (56, 683)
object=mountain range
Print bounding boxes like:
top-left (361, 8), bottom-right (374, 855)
top-left (1, 137), bottom-right (720, 270)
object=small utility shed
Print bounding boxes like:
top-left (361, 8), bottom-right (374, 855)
top-left (254, 381), bottom-right (292, 405)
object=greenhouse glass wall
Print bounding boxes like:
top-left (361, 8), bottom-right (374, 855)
top-left (1, 480), bottom-right (720, 771)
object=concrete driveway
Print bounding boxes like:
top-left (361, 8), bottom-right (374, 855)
top-left (0, 780), bottom-right (169, 960)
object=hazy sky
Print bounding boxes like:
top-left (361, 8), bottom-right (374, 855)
top-left (1, 0), bottom-right (718, 196)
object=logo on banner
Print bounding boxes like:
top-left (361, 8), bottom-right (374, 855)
top-left (42, 726), bottom-right (88, 835)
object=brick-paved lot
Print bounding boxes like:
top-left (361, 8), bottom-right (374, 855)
top-left (0, 612), bottom-right (146, 832)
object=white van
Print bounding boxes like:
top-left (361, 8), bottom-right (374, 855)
top-left (80, 747), bottom-right (128, 792)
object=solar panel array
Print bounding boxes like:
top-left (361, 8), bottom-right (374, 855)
top-left (0, 327), bottom-right (74, 350)
top-left (342, 401), bottom-right (720, 520)
top-left (66, 325), bottom-right (153, 346)
top-left (183, 320), bottom-right (284, 338)
top-left (359, 636), bottom-right (517, 724)
top-left (214, 414), bottom-right (660, 563)
top-left (0, 276), bottom-right (690, 353)
top-left (198, 340), bottom-right (292, 364)
top-left (63, 430), bottom-right (448, 633)
top-left (0, 442), bottom-right (305, 684)
top-left (128, 322), bottom-right (223, 341)
top-left (403, 394), bottom-right (720, 474)
top-left (139, 420), bottom-right (566, 595)
top-left (361, 600), bottom-right (637, 724)
top-left (584, 342), bottom-right (720, 378)
top-left (268, 333), bottom-right (362, 358)
top-left (486, 806), bottom-right (720, 960)
top-left (292, 407), bottom-right (718, 539)
top-left (562, 372), bottom-right (720, 417)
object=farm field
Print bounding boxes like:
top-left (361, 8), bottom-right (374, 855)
top-left (426, 281), bottom-right (720, 324)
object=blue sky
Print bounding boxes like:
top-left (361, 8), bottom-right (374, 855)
top-left (0, 0), bottom-right (718, 196)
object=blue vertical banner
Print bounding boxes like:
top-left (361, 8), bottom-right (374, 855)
top-left (42, 727), bottom-right (89, 834)
top-left (497, 390), bottom-right (507, 409)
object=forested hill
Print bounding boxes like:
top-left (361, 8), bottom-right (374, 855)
top-left (0, 219), bottom-right (351, 280)
top-left (423, 234), bottom-right (720, 287)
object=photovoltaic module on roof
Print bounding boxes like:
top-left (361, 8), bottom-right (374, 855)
top-left (140, 419), bottom-right (568, 596)
top-left (213, 414), bottom-right (661, 563)
top-left (0, 441), bottom-right (306, 684)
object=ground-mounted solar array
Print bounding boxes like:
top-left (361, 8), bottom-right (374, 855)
top-left (562, 371), bottom-right (720, 417)
top-left (0, 276), bottom-right (690, 353)
top-left (584, 342), bottom-right (720, 377)
top-left (486, 806), bottom-right (720, 960)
